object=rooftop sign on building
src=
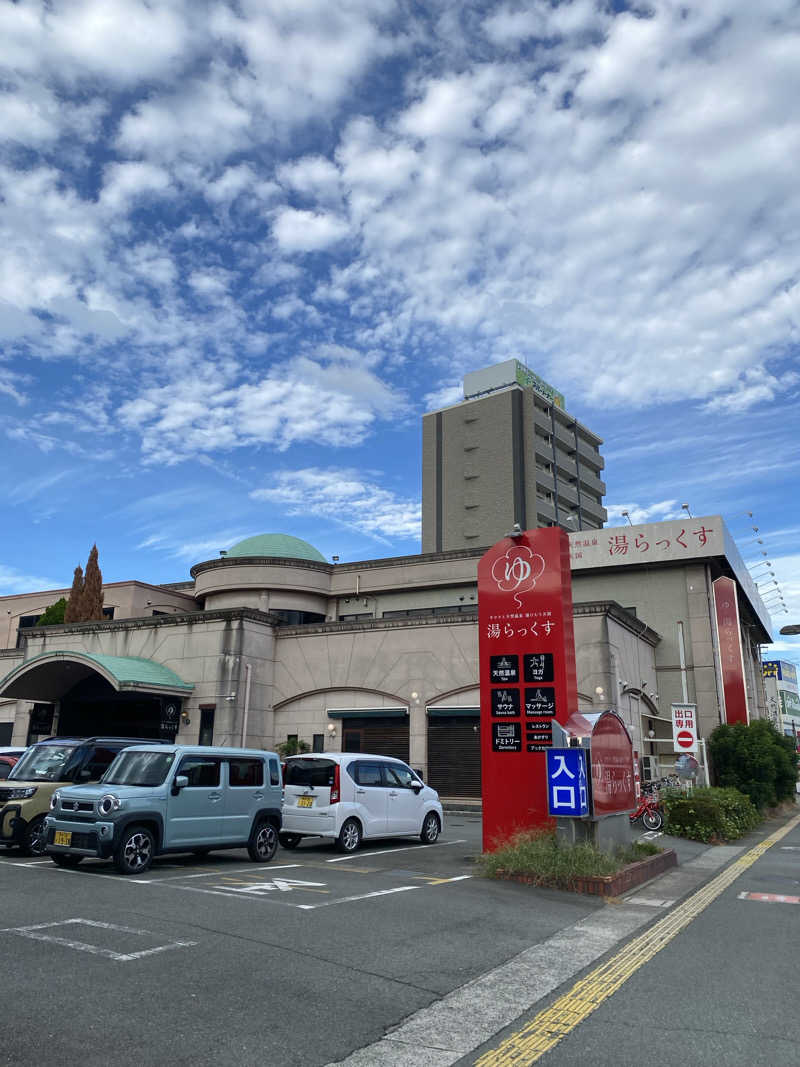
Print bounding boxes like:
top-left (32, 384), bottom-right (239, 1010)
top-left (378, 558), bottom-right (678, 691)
top-left (567, 515), bottom-right (771, 636)
top-left (763, 660), bottom-right (798, 687)
top-left (463, 359), bottom-right (565, 409)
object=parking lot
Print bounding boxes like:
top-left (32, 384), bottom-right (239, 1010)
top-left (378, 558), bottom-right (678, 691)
top-left (2, 824), bottom-right (476, 912)
top-left (0, 813), bottom-right (608, 1067)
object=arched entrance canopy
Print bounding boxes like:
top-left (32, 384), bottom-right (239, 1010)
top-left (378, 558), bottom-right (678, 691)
top-left (0, 651), bottom-right (193, 702)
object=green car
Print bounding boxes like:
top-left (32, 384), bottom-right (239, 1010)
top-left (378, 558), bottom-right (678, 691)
top-left (0, 737), bottom-right (163, 855)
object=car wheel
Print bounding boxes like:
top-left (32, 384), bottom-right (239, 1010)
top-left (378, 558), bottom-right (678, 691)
top-left (114, 825), bottom-right (154, 875)
top-left (336, 817), bottom-right (362, 853)
top-left (420, 812), bottom-right (441, 844)
top-left (51, 854), bottom-right (83, 868)
top-left (23, 815), bottom-right (48, 857)
top-left (248, 821), bottom-right (278, 863)
top-left (279, 833), bottom-right (302, 850)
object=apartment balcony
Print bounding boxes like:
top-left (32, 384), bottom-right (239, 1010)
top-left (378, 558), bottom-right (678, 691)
top-left (554, 449), bottom-right (577, 480)
top-left (577, 437), bottom-right (604, 471)
top-left (578, 467), bottom-right (606, 497)
top-left (580, 495), bottom-right (608, 525)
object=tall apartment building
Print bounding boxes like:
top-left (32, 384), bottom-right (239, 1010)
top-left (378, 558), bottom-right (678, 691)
top-left (422, 359), bottom-right (607, 552)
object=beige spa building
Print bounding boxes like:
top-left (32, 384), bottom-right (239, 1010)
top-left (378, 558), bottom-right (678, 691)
top-left (0, 517), bottom-right (771, 797)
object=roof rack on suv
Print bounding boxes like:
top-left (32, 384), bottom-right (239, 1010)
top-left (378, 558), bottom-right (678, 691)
top-left (36, 736), bottom-right (171, 744)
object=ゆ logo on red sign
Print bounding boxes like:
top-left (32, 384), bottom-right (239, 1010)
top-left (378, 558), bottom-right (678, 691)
top-left (490, 546), bottom-right (546, 606)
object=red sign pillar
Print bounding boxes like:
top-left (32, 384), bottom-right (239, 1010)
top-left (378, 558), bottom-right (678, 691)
top-left (712, 576), bottom-right (749, 725)
top-left (478, 527), bottom-right (578, 851)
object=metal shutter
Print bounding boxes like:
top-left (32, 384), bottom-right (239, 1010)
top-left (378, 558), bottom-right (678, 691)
top-left (341, 717), bottom-right (409, 762)
top-left (427, 715), bottom-right (481, 798)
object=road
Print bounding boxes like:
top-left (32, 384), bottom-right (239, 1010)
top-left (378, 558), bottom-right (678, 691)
top-left (1, 810), bottom-right (797, 1067)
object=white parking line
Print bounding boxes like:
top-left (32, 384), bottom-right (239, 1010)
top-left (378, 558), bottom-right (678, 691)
top-left (0, 918), bottom-right (197, 961)
top-left (326, 839), bottom-right (467, 862)
top-left (155, 864), bottom-right (303, 881)
top-left (296, 885), bottom-right (421, 910)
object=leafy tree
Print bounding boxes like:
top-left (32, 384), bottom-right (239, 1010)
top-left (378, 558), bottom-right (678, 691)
top-left (81, 544), bottom-right (104, 621)
top-left (35, 598), bottom-right (67, 626)
top-left (709, 720), bottom-right (798, 809)
top-left (63, 565), bottom-right (84, 623)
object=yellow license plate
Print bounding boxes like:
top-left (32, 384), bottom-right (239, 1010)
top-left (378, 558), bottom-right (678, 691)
top-left (54, 830), bottom-right (72, 846)
top-left (297, 796), bottom-right (313, 808)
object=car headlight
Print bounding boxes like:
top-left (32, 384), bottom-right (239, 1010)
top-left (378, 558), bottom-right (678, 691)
top-left (50, 791), bottom-right (61, 810)
top-left (98, 794), bottom-right (121, 816)
top-left (7, 787), bottom-right (37, 800)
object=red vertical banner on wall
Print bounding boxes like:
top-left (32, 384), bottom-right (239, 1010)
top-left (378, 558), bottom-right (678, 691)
top-left (478, 528), bottom-right (578, 851)
top-left (712, 576), bottom-right (749, 725)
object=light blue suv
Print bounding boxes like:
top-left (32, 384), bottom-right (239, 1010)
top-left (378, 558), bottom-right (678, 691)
top-left (44, 745), bottom-right (283, 875)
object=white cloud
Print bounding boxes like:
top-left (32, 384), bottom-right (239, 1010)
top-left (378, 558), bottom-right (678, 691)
top-left (117, 356), bottom-right (403, 464)
top-left (0, 565), bottom-right (61, 596)
top-left (422, 382), bottom-right (463, 411)
top-left (116, 73), bottom-right (254, 162)
top-left (605, 501), bottom-right (683, 526)
top-left (99, 162), bottom-right (173, 213)
top-left (251, 468), bottom-right (421, 540)
top-left (0, 0), bottom-right (193, 86)
top-left (272, 208), bottom-right (351, 253)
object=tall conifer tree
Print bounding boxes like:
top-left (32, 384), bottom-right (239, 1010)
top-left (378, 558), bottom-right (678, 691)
top-left (82, 544), bottom-right (104, 621)
top-left (63, 565), bottom-right (84, 623)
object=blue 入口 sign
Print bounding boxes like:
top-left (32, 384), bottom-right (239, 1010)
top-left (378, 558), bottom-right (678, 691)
top-left (546, 748), bottom-right (589, 817)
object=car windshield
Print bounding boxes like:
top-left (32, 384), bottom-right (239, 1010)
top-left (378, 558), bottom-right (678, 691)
top-left (102, 751), bottom-right (176, 787)
top-left (284, 758), bottom-right (336, 787)
top-left (9, 744), bottom-right (80, 782)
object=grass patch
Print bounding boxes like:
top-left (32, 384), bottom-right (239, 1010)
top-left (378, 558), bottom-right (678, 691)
top-left (476, 828), bottom-right (661, 888)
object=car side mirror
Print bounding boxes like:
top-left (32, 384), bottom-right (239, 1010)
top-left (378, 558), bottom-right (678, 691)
top-left (78, 768), bottom-right (92, 781)
top-left (411, 782), bottom-right (423, 793)
top-left (172, 774), bottom-right (189, 795)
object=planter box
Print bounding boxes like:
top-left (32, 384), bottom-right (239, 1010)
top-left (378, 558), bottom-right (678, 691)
top-left (495, 848), bottom-right (677, 897)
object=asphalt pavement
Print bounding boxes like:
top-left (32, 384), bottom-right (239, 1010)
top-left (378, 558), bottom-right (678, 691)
top-left (2, 809), bottom-right (798, 1067)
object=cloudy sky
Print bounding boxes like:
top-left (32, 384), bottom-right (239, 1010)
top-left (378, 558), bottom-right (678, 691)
top-left (1, 0), bottom-right (799, 659)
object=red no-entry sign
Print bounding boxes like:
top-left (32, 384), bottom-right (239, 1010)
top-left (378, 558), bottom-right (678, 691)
top-left (676, 730), bottom-right (694, 749)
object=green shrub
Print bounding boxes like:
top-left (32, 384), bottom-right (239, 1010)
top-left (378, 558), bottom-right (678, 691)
top-left (708, 720), bottom-right (798, 809)
top-left (476, 828), bottom-right (661, 887)
top-left (661, 786), bottom-right (760, 842)
top-left (276, 737), bottom-right (311, 757)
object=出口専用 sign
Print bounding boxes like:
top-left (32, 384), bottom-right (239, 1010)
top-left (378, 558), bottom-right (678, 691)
top-left (671, 702), bottom-right (698, 753)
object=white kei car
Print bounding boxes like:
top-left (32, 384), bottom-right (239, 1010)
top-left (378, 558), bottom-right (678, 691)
top-left (280, 752), bottom-right (444, 853)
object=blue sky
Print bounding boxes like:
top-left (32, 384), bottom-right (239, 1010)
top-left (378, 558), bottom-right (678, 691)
top-left (2, 1), bottom-right (799, 662)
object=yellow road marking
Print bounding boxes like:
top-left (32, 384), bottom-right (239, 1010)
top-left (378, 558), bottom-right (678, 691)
top-left (475, 814), bottom-right (800, 1066)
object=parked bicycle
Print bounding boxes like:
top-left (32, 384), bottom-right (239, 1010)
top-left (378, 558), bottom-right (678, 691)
top-left (629, 789), bottom-right (664, 831)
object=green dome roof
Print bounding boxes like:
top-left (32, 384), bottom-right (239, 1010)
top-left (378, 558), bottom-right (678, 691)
top-left (226, 534), bottom-right (327, 563)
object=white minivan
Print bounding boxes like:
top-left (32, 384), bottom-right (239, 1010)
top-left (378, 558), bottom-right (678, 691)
top-left (280, 753), bottom-right (444, 853)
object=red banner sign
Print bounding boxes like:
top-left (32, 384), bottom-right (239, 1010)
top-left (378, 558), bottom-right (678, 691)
top-left (478, 528), bottom-right (578, 850)
top-left (590, 712), bottom-right (636, 816)
top-left (712, 576), bottom-right (749, 725)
